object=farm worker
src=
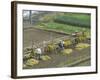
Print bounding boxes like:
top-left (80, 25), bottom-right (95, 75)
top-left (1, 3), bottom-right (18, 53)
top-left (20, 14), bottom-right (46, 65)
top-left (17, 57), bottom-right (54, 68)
top-left (58, 40), bottom-right (65, 50)
top-left (35, 47), bottom-right (42, 60)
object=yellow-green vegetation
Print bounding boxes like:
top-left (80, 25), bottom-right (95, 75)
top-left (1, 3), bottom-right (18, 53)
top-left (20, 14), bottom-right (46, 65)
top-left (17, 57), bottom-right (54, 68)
top-left (76, 36), bottom-right (85, 42)
top-left (61, 49), bottom-right (73, 55)
top-left (64, 39), bottom-right (72, 47)
top-left (24, 53), bottom-right (31, 59)
top-left (26, 59), bottom-right (39, 66)
top-left (41, 55), bottom-right (51, 61)
top-left (83, 31), bottom-right (90, 39)
top-left (75, 43), bottom-right (90, 50)
top-left (44, 43), bottom-right (57, 53)
top-left (30, 49), bottom-right (35, 57)
top-left (75, 31), bottom-right (90, 43)
top-left (24, 48), bottom-right (35, 59)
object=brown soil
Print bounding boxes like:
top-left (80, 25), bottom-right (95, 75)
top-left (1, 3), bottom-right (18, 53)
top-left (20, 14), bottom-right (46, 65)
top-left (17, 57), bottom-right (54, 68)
top-left (24, 28), bottom-right (68, 48)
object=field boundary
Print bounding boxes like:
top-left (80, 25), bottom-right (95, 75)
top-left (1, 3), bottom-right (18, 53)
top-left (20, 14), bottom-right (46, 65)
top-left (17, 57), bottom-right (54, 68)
top-left (24, 26), bottom-right (71, 35)
top-left (65, 56), bottom-right (90, 67)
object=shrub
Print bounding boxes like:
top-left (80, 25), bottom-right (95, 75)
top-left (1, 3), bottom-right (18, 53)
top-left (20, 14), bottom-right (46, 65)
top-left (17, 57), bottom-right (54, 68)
top-left (24, 53), bottom-right (31, 60)
top-left (61, 49), bottom-right (73, 55)
top-left (41, 55), bottom-right (51, 61)
top-left (83, 31), bottom-right (90, 39)
top-left (44, 43), bottom-right (57, 53)
top-left (24, 48), bottom-right (35, 59)
top-left (30, 49), bottom-right (35, 57)
top-left (75, 43), bottom-right (90, 50)
top-left (64, 39), bottom-right (72, 47)
top-left (78, 36), bottom-right (85, 42)
top-left (26, 59), bottom-right (39, 66)
top-left (74, 31), bottom-right (89, 43)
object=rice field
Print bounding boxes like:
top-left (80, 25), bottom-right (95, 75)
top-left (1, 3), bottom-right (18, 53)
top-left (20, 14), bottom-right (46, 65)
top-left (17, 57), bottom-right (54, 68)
top-left (23, 11), bottom-right (91, 69)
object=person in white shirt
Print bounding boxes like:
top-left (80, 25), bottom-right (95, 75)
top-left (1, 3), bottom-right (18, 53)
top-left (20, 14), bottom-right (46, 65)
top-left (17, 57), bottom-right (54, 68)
top-left (35, 47), bottom-right (42, 60)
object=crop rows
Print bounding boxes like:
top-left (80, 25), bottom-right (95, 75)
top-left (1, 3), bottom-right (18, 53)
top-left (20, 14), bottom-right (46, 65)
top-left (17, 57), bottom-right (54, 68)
top-left (54, 15), bottom-right (90, 28)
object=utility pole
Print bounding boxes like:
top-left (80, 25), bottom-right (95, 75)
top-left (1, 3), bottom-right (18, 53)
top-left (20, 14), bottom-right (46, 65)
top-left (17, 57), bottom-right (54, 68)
top-left (29, 10), bottom-right (32, 25)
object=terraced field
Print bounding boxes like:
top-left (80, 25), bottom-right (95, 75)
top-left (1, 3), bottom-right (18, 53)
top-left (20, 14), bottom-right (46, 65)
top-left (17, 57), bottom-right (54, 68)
top-left (23, 11), bottom-right (91, 69)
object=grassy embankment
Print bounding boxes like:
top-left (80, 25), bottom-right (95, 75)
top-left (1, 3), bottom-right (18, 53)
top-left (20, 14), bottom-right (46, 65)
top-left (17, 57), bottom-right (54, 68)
top-left (36, 13), bottom-right (90, 34)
